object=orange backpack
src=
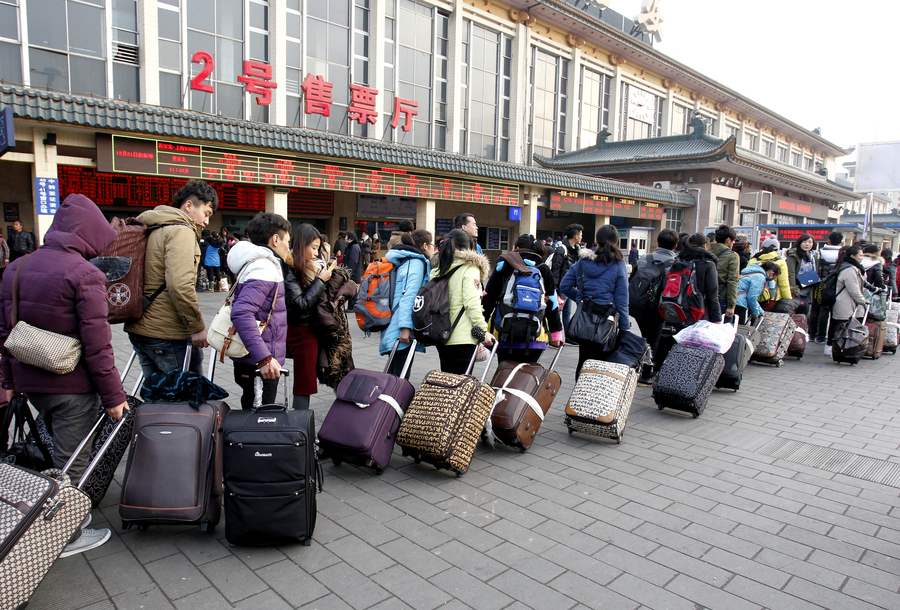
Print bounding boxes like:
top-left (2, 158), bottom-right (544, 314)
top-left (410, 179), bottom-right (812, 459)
top-left (353, 258), bottom-right (404, 333)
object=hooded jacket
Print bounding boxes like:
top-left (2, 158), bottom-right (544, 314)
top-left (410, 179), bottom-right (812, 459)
top-left (124, 206), bottom-right (204, 340)
top-left (429, 248), bottom-right (491, 346)
top-left (748, 251), bottom-right (790, 303)
top-left (343, 241), bottom-right (362, 284)
top-left (673, 247), bottom-right (723, 323)
top-left (833, 259), bottom-right (869, 320)
top-left (226, 241), bottom-right (287, 367)
top-left (0, 195), bottom-right (126, 408)
top-left (735, 264), bottom-right (768, 318)
top-left (883, 262), bottom-right (897, 294)
top-left (483, 249), bottom-right (564, 349)
top-left (709, 242), bottom-right (740, 310)
top-left (786, 248), bottom-right (817, 297)
top-left (379, 244), bottom-right (430, 356)
top-left (817, 244), bottom-right (842, 277)
top-left (559, 248), bottom-right (631, 330)
top-left (860, 253), bottom-right (885, 289)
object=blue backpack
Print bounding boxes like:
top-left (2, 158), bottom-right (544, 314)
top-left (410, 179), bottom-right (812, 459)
top-left (494, 266), bottom-right (547, 343)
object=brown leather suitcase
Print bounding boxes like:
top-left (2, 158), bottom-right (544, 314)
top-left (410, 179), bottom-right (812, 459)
top-left (865, 320), bottom-right (887, 359)
top-left (484, 347), bottom-right (562, 451)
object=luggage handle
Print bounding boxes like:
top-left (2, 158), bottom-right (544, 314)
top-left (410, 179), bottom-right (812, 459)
top-left (548, 343), bottom-right (564, 372)
top-left (384, 338), bottom-right (418, 379)
top-left (465, 341), bottom-right (499, 382)
top-left (253, 369), bottom-right (291, 409)
top-left (62, 409), bottom-right (134, 491)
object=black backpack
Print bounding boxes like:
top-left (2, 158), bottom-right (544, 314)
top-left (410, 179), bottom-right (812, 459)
top-left (820, 269), bottom-right (843, 309)
top-left (412, 265), bottom-right (465, 346)
top-left (628, 255), bottom-right (671, 318)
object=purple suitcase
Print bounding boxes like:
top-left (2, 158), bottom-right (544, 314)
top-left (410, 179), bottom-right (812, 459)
top-left (317, 340), bottom-right (417, 474)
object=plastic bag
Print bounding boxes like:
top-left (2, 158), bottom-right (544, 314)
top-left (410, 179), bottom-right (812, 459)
top-left (673, 320), bottom-right (736, 354)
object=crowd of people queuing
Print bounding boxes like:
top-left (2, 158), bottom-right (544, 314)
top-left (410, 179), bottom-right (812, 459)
top-left (0, 177), bottom-right (896, 559)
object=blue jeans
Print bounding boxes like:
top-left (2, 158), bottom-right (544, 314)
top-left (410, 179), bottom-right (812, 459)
top-left (561, 296), bottom-right (577, 333)
top-left (128, 333), bottom-right (204, 378)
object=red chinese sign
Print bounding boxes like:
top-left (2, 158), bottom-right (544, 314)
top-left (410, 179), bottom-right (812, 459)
top-left (98, 135), bottom-right (520, 206)
top-left (549, 190), bottom-right (665, 220)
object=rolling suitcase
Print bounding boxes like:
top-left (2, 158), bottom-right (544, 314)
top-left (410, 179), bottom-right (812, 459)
top-left (653, 344), bottom-right (724, 418)
top-left (751, 312), bottom-right (797, 367)
top-left (865, 320), bottom-right (887, 359)
top-left (787, 313), bottom-right (809, 359)
top-left (884, 308), bottom-right (899, 354)
top-left (119, 347), bottom-right (230, 532)
top-left (565, 359), bottom-right (637, 443)
top-left (833, 303), bottom-right (870, 365)
top-left (318, 340), bottom-right (417, 474)
top-left (0, 412), bottom-right (131, 610)
top-left (715, 319), bottom-right (756, 391)
top-left (484, 346), bottom-right (563, 451)
top-left (223, 371), bottom-right (321, 546)
top-left (396, 344), bottom-right (498, 475)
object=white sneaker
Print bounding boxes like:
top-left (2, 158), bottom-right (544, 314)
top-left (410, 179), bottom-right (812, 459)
top-left (823, 345), bottom-right (832, 357)
top-left (60, 528), bottom-right (111, 558)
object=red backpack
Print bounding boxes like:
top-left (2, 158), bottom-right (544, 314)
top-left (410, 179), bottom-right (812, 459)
top-left (658, 260), bottom-right (707, 327)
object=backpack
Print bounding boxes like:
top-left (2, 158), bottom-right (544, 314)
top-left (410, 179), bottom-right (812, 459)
top-left (628, 255), bottom-right (671, 317)
top-left (820, 270), bottom-right (844, 309)
top-left (412, 265), bottom-right (465, 346)
top-left (353, 257), bottom-right (406, 333)
top-left (658, 260), bottom-right (707, 326)
top-left (90, 218), bottom-right (184, 324)
top-left (493, 265), bottom-right (547, 343)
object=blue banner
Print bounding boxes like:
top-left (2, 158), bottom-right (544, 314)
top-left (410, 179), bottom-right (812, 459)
top-left (0, 107), bottom-right (14, 156)
top-left (35, 177), bottom-right (60, 215)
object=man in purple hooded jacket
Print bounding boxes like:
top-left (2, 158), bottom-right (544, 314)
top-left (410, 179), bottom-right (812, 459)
top-left (226, 212), bottom-right (290, 409)
top-left (0, 194), bottom-right (128, 557)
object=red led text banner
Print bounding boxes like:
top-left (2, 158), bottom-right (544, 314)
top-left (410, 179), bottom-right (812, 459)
top-left (549, 190), bottom-right (664, 221)
top-left (98, 135), bottom-right (519, 206)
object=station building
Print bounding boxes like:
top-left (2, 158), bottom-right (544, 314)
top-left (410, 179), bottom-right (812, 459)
top-left (0, 0), bottom-right (862, 257)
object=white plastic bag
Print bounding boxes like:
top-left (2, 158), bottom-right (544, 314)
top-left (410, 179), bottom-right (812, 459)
top-left (673, 320), bottom-right (736, 354)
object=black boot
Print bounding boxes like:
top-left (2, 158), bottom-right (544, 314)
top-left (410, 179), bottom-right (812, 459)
top-left (292, 395), bottom-right (310, 410)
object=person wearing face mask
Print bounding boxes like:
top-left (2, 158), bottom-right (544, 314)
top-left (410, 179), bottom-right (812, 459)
top-left (735, 261), bottom-right (782, 325)
top-left (284, 224), bottom-right (332, 410)
top-left (825, 245), bottom-right (875, 358)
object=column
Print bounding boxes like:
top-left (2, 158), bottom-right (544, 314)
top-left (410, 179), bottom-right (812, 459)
top-left (270, 0), bottom-right (287, 125)
top-left (607, 65), bottom-right (623, 141)
top-left (445, 0), bottom-right (465, 154)
top-left (662, 88), bottom-right (674, 136)
top-left (139, 0), bottom-right (160, 105)
top-left (562, 47), bottom-right (580, 153)
top-left (508, 22), bottom-right (530, 164)
top-left (519, 189), bottom-right (539, 237)
top-left (417, 198), bottom-right (436, 236)
top-left (266, 186), bottom-right (288, 218)
top-left (31, 128), bottom-right (58, 245)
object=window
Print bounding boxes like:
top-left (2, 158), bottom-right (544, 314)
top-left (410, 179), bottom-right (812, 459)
top-left (670, 102), bottom-right (690, 135)
top-left (743, 132), bottom-right (758, 151)
top-left (619, 83), bottom-right (662, 141)
top-left (112, 0), bottom-right (139, 101)
top-left (0, 0), bottom-right (23, 85)
top-left (528, 47), bottom-right (567, 160)
top-left (777, 146), bottom-right (788, 163)
top-left (803, 157), bottom-right (813, 172)
top-left (460, 21), bottom-right (511, 160)
top-left (665, 207), bottom-right (683, 232)
top-left (577, 66), bottom-right (610, 147)
top-left (762, 139), bottom-right (774, 157)
top-left (725, 124), bottom-right (738, 140)
top-left (695, 111), bottom-right (717, 136)
top-left (715, 198), bottom-right (730, 224)
top-left (791, 151), bottom-right (802, 167)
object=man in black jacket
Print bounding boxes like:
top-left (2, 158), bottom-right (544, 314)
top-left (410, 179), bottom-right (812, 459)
top-left (8, 221), bottom-right (35, 261)
top-left (554, 223), bottom-right (583, 340)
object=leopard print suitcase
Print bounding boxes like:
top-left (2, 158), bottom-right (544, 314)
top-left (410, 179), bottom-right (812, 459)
top-left (564, 360), bottom-right (637, 443)
top-left (652, 344), bottom-right (724, 418)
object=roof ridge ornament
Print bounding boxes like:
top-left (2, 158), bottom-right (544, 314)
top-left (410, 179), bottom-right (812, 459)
top-left (596, 130), bottom-right (612, 147)
top-left (688, 114), bottom-right (707, 138)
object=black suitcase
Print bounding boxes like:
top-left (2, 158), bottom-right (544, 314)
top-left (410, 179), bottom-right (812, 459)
top-left (715, 319), bottom-right (759, 391)
top-left (223, 371), bottom-right (322, 546)
top-left (653, 343), bottom-right (724, 418)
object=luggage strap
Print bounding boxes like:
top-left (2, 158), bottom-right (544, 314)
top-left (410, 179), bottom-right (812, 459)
top-left (794, 328), bottom-right (809, 340)
top-left (356, 394), bottom-right (404, 420)
top-left (490, 363), bottom-right (546, 422)
top-left (580, 369), bottom-right (627, 383)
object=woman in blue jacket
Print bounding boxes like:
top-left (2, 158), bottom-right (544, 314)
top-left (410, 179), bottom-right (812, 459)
top-left (560, 224), bottom-right (630, 377)
top-left (735, 261), bottom-right (781, 325)
top-left (379, 229), bottom-right (434, 378)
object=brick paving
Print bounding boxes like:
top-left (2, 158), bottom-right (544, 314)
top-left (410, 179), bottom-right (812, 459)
top-left (27, 292), bottom-right (900, 609)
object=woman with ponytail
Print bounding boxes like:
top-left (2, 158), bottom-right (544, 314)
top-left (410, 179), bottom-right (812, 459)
top-left (560, 224), bottom-right (631, 375)
top-left (378, 229), bottom-right (434, 378)
top-left (430, 229), bottom-right (494, 374)
top-left (483, 234), bottom-right (564, 364)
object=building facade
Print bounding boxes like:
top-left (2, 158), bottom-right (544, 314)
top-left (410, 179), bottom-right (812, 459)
top-left (0, 0), bottom-right (857, 254)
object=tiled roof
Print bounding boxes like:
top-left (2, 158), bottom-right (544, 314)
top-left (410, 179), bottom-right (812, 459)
top-left (0, 86), bottom-right (696, 207)
top-left (535, 134), bottom-right (728, 167)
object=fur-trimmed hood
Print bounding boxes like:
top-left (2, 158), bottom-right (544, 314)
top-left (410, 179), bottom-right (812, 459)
top-left (430, 248), bottom-right (491, 282)
top-left (860, 252), bottom-right (884, 270)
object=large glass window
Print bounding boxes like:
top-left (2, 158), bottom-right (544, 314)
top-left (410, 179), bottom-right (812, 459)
top-left (671, 102), bottom-right (691, 136)
top-left (529, 47), bottom-right (567, 160)
top-left (577, 66), bottom-right (610, 148)
top-left (0, 0), bottom-right (23, 85)
top-left (620, 83), bottom-right (661, 141)
top-left (460, 21), bottom-right (511, 160)
top-left (186, 0), bottom-right (245, 119)
top-left (665, 207), bottom-right (683, 232)
top-left (111, 0), bottom-right (139, 100)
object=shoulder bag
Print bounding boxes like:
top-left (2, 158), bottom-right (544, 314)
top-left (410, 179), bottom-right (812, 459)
top-left (4, 257), bottom-right (83, 375)
top-left (207, 257), bottom-right (280, 363)
top-left (565, 262), bottom-right (619, 351)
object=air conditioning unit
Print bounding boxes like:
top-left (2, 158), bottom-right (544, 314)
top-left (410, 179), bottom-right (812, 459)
top-left (652, 181), bottom-right (671, 189)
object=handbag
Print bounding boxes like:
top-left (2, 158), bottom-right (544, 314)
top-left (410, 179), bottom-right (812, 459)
top-left (0, 395), bottom-right (53, 471)
top-left (797, 269), bottom-right (820, 288)
top-left (869, 290), bottom-right (888, 322)
top-left (566, 264), bottom-right (620, 351)
top-left (207, 257), bottom-right (280, 363)
top-left (4, 257), bottom-right (83, 375)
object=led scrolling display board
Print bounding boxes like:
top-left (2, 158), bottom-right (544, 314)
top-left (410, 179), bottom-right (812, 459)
top-left (549, 190), bottom-right (665, 220)
top-left (98, 135), bottom-right (520, 206)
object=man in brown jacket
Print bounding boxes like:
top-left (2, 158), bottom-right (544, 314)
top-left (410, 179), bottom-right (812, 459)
top-left (709, 224), bottom-right (740, 323)
top-left (124, 180), bottom-right (217, 376)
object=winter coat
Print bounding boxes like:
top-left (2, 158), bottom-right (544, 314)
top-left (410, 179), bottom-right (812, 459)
top-left (378, 245), bottom-right (430, 356)
top-left (284, 269), bottom-right (326, 328)
top-left (204, 233), bottom-right (223, 267)
top-left (333, 237), bottom-right (346, 255)
top-left (735, 264), bottom-right (768, 318)
top-left (343, 242), bottom-right (362, 284)
top-left (737, 250), bottom-right (750, 271)
top-left (833, 260), bottom-right (869, 320)
top-left (817, 244), bottom-right (842, 276)
top-left (560, 248), bottom-right (631, 330)
top-left (0, 237), bottom-right (9, 267)
top-left (315, 267), bottom-right (356, 390)
top-left (0, 194), bottom-right (126, 408)
top-left (8, 228), bottom-right (35, 259)
top-left (546, 245), bottom-right (571, 290)
top-left (860, 253), bottom-right (885, 289)
top-left (883, 263), bottom-right (897, 295)
top-left (672, 247), bottom-right (723, 323)
top-left (429, 248), bottom-right (491, 346)
top-left (482, 250), bottom-right (564, 349)
top-left (628, 248), bottom-right (640, 266)
top-left (124, 206), bottom-right (204, 340)
top-left (629, 247), bottom-right (677, 320)
top-left (709, 242), bottom-right (740, 310)
top-left (748, 251), bottom-right (790, 303)
top-left (226, 241), bottom-right (287, 367)
top-left (786, 248), bottom-right (817, 298)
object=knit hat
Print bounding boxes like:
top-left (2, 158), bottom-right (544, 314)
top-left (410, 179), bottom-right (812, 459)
top-left (762, 237), bottom-right (780, 249)
top-left (734, 234), bottom-right (749, 244)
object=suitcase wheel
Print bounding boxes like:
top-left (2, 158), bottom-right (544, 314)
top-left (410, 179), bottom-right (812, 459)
top-left (303, 538), bottom-right (312, 546)
top-left (775, 360), bottom-right (783, 367)
top-left (200, 523), bottom-right (215, 534)
top-left (567, 428), bottom-right (573, 435)
top-left (615, 434), bottom-right (623, 444)
top-left (374, 466), bottom-right (384, 475)
top-left (692, 411), bottom-right (700, 419)
top-left (331, 458), bottom-right (342, 467)
top-left (657, 404), bottom-right (665, 411)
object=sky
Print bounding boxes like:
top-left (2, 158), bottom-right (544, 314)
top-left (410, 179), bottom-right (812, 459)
top-left (634, 0), bottom-right (900, 151)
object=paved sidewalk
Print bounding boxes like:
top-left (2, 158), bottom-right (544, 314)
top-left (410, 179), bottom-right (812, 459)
top-left (28, 293), bottom-right (900, 610)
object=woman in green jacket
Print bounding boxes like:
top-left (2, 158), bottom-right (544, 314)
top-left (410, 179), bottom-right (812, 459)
top-left (430, 229), bottom-right (494, 374)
